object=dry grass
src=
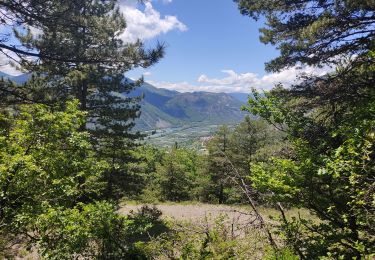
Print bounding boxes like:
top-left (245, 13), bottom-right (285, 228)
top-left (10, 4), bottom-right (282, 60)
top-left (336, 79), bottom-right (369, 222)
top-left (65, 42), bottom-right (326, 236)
top-left (119, 202), bottom-right (311, 225)
top-left (119, 203), bottom-right (297, 259)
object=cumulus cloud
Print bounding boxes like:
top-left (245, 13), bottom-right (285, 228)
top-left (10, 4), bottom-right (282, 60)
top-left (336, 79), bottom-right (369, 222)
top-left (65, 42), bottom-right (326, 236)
top-left (0, 52), bottom-right (23, 76)
top-left (150, 66), bottom-right (331, 93)
top-left (0, 0), bottom-right (186, 75)
top-left (27, 26), bottom-right (43, 37)
top-left (119, 1), bottom-right (187, 43)
top-left (149, 80), bottom-right (197, 93)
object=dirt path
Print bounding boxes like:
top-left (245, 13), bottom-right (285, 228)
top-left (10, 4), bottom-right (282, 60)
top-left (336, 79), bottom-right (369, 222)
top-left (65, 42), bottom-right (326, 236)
top-left (118, 203), bottom-right (267, 226)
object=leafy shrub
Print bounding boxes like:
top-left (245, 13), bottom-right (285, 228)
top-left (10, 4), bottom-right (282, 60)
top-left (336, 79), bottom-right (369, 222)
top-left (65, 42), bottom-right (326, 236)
top-left (142, 214), bottom-right (277, 259)
top-left (33, 202), bottom-right (168, 259)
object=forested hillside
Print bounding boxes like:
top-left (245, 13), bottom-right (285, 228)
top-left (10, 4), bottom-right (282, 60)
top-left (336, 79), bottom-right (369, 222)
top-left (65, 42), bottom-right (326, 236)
top-left (0, 0), bottom-right (373, 259)
top-left (130, 82), bottom-right (247, 130)
top-left (0, 73), bottom-right (246, 130)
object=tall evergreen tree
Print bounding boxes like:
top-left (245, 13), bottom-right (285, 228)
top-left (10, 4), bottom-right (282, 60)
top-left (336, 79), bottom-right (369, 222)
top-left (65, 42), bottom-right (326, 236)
top-left (229, 116), bottom-right (273, 175)
top-left (235, 0), bottom-right (375, 72)
top-left (0, 0), bottom-right (105, 61)
top-left (206, 125), bottom-right (235, 204)
top-left (13, 0), bottom-right (164, 199)
top-left (236, 0), bottom-right (375, 258)
top-left (16, 0), bottom-right (163, 127)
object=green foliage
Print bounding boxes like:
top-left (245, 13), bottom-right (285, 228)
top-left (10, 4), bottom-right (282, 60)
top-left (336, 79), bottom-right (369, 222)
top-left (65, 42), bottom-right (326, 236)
top-left (250, 159), bottom-right (300, 202)
top-left (123, 145), bottom-right (164, 200)
top-left (0, 101), bottom-right (171, 258)
top-left (3, 0), bottom-right (165, 201)
top-left (0, 0), bottom-right (96, 61)
top-left (0, 101), bottom-right (110, 256)
top-left (122, 145), bottom-right (211, 203)
top-left (265, 247), bottom-right (299, 260)
top-left (204, 119), bottom-right (283, 204)
top-left (236, 0), bottom-right (375, 258)
top-left (246, 89), bottom-right (375, 258)
top-left (0, 100), bottom-right (106, 220)
top-left (3, 0), bottom-right (374, 258)
top-left (141, 214), bottom-right (281, 260)
top-left (15, 0), bottom-right (163, 138)
top-left (34, 201), bottom-right (126, 259)
top-left (33, 202), bottom-right (168, 259)
top-left (204, 125), bottom-right (241, 204)
top-left (235, 0), bottom-right (375, 72)
top-left (156, 148), bottom-right (202, 202)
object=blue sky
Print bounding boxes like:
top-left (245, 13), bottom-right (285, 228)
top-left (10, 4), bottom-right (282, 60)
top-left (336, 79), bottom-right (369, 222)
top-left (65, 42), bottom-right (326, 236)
top-left (129, 0), bottom-right (278, 81)
top-left (0, 0), bottom-right (325, 93)
top-left (122, 0), bottom-right (325, 93)
top-left (125, 0), bottom-right (286, 92)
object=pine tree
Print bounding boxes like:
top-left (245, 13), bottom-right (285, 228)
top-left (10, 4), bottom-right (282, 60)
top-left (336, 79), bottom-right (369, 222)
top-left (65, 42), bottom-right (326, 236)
top-left (236, 0), bottom-right (375, 258)
top-left (14, 0), bottom-right (164, 199)
top-left (229, 116), bottom-right (271, 175)
top-left (235, 0), bottom-right (375, 72)
top-left (206, 125), bottom-right (234, 204)
top-left (0, 0), bottom-right (114, 61)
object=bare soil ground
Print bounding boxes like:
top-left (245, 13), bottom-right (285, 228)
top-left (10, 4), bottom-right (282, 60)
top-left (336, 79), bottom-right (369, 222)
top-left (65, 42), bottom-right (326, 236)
top-left (118, 203), bottom-right (277, 231)
top-left (119, 203), bottom-right (253, 221)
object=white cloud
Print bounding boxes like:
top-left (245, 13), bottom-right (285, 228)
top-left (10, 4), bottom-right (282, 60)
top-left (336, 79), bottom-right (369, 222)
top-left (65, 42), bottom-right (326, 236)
top-left (0, 1), bottom-right (186, 75)
top-left (119, 1), bottom-right (187, 43)
top-left (149, 66), bottom-right (330, 93)
top-left (27, 26), bottom-right (43, 37)
top-left (149, 80), bottom-right (197, 92)
top-left (0, 52), bottom-right (23, 76)
top-left (159, 0), bottom-right (173, 4)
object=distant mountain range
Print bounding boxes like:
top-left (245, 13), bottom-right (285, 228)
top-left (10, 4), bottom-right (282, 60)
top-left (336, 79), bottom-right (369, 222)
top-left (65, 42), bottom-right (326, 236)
top-left (130, 82), bottom-right (248, 130)
top-left (0, 72), bottom-right (30, 85)
top-left (0, 72), bottom-right (250, 130)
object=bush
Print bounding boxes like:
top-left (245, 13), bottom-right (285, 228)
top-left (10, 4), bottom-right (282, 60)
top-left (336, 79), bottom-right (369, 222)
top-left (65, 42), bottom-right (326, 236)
top-left (32, 202), bottom-right (168, 259)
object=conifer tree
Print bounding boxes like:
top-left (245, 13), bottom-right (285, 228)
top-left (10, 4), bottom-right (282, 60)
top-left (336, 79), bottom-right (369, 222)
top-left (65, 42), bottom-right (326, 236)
top-left (14, 0), bottom-right (164, 199)
top-left (235, 0), bottom-right (375, 72)
top-left (236, 0), bottom-right (375, 258)
top-left (206, 126), bottom-right (234, 204)
top-left (0, 0), bottom-right (108, 61)
top-left (16, 0), bottom-right (163, 130)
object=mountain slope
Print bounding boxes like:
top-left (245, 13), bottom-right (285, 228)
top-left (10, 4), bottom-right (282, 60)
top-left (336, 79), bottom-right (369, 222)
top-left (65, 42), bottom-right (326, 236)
top-left (131, 83), bottom-right (246, 130)
top-left (0, 72), bottom-right (246, 130)
top-left (0, 72), bottom-right (30, 84)
top-left (228, 92), bottom-right (250, 103)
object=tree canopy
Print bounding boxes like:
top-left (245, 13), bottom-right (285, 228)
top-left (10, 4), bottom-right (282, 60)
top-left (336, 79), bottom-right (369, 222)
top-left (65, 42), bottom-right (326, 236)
top-left (236, 0), bottom-right (375, 258)
top-left (235, 0), bottom-right (375, 71)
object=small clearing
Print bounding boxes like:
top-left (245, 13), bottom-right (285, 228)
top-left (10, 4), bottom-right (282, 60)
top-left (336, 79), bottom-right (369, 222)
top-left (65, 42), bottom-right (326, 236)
top-left (118, 203), bottom-right (277, 226)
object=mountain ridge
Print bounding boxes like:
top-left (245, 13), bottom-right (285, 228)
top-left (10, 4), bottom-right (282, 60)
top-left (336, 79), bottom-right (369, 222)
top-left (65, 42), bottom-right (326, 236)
top-left (130, 82), bottom-right (247, 130)
top-left (0, 72), bottom-right (247, 130)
